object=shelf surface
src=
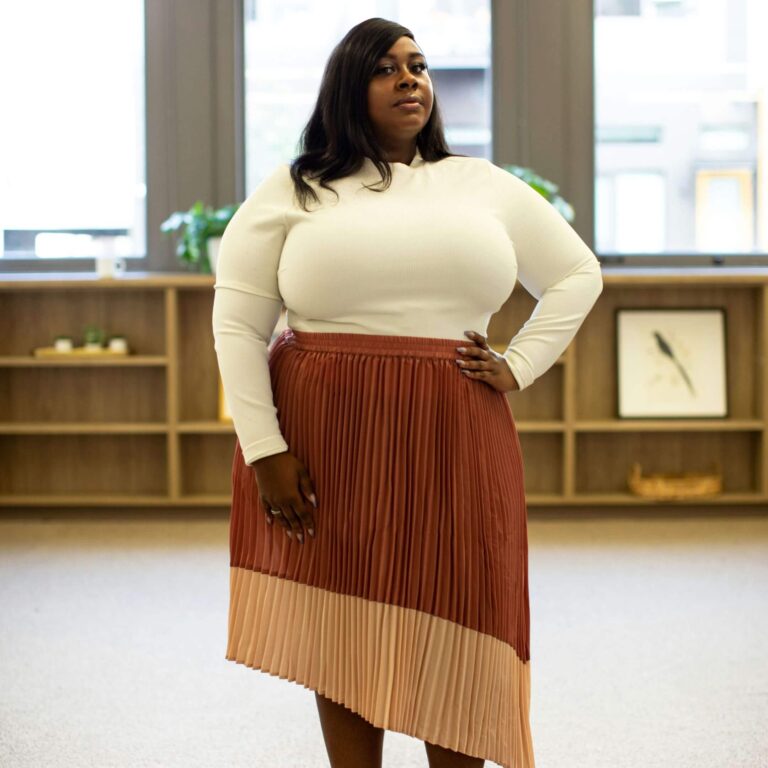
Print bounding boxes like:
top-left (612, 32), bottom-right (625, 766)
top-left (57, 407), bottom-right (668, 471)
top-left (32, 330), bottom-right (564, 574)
top-left (600, 266), bottom-right (768, 284)
top-left (177, 419), bottom-right (567, 434)
top-left (559, 492), bottom-right (766, 505)
top-left (0, 355), bottom-right (168, 367)
top-left (0, 272), bottom-right (215, 289)
top-left (515, 421), bottom-right (565, 432)
top-left (3, 492), bottom-right (764, 507)
top-left (178, 421), bottom-right (235, 433)
top-left (0, 423), bottom-right (169, 434)
top-left (3, 268), bottom-right (768, 289)
top-left (574, 419), bottom-right (764, 432)
top-left (0, 495), bottom-right (173, 506)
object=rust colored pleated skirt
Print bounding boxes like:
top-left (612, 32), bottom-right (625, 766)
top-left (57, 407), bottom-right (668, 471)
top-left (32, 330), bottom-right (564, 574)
top-left (226, 327), bottom-right (535, 768)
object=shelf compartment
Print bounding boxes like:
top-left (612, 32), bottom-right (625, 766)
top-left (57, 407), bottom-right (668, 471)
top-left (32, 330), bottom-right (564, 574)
top-left (0, 434), bottom-right (167, 495)
top-left (574, 284), bottom-right (762, 420)
top-left (518, 433), bottom-right (563, 495)
top-left (177, 289), bottom-right (219, 421)
top-left (0, 367), bottom-right (167, 423)
top-left (179, 433), bottom-right (236, 496)
top-left (506, 363), bottom-right (563, 421)
top-left (575, 431), bottom-right (762, 495)
top-left (0, 288), bottom-right (167, 356)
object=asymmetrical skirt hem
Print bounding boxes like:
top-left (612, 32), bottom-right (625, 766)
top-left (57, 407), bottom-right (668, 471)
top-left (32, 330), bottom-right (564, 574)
top-left (226, 565), bottom-right (534, 768)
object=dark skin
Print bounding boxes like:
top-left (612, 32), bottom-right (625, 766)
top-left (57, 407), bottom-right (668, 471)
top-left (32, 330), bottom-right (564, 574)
top-left (366, 34), bottom-right (434, 163)
top-left (251, 34), bottom-right (520, 768)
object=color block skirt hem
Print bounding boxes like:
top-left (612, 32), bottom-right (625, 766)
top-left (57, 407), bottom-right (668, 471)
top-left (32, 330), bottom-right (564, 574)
top-left (226, 328), bottom-right (535, 768)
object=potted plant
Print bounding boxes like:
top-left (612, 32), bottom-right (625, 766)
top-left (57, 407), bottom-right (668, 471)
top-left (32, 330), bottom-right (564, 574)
top-left (501, 164), bottom-right (575, 222)
top-left (107, 334), bottom-right (129, 354)
top-left (160, 201), bottom-right (240, 274)
top-left (83, 325), bottom-right (105, 352)
top-left (53, 335), bottom-right (74, 353)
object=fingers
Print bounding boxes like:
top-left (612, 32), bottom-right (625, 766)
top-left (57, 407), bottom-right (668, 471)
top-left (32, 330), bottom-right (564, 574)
top-left (456, 329), bottom-right (492, 376)
top-left (463, 329), bottom-right (489, 349)
top-left (455, 355), bottom-right (491, 376)
top-left (290, 501), bottom-right (315, 543)
top-left (261, 495), bottom-right (288, 530)
top-left (260, 481), bottom-right (317, 544)
top-left (253, 453), bottom-right (318, 544)
top-left (281, 504), bottom-right (304, 541)
top-left (455, 330), bottom-right (510, 392)
top-left (298, 471), bottom-right (318, 539)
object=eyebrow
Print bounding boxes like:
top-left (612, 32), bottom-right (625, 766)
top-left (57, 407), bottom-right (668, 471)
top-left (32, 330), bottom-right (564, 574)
top-left (380, 52), bottom-right (426, 60)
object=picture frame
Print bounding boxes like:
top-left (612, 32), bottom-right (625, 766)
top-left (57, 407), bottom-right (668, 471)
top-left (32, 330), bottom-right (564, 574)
top-left (615, 307), bottom-right (728, 418)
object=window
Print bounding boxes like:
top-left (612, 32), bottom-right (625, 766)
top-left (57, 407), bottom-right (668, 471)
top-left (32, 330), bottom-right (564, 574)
top-left (597, 172), bottom-right (666, 253)
top-left (0, 1), bottom-right (146, 261)
top-left (596, 0), bottom-right (642, 16)
top-left (242, 0), bottom-right (491, 194)
top-left (594, 0), bottom-right (768, 257)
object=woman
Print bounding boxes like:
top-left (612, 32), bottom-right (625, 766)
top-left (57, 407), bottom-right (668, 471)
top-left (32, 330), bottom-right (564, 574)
top-left (212, 17), bottom-right (602, 768)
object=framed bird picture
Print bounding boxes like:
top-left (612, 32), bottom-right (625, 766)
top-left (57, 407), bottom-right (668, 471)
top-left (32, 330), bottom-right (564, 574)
top-left (615, 307), bottom-right (728, 418)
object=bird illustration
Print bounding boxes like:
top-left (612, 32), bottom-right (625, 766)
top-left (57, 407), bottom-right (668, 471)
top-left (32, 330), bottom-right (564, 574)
top-left (653, 330), bottom-right (695, 396)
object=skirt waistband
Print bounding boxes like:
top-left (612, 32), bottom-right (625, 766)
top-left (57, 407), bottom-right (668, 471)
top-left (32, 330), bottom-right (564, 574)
top-left (282, 328), bottom-right (467, 359)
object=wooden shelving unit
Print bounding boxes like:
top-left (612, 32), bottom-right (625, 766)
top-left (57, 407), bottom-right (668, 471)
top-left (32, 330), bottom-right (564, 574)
top-left (1, 268), bottom-right (767, 509)
top-left (488, 267), bottom-right (768, 507)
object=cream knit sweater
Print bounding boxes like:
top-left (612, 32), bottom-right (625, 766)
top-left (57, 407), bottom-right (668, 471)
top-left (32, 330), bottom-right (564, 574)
top-left (212, 148), bottom-right (603, 464)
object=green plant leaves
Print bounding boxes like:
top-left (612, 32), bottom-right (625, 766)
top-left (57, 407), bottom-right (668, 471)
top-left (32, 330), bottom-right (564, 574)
top-left (501, 164), bottom-right (575, 223)
top-left (160, 201), bottom-right (241, 272)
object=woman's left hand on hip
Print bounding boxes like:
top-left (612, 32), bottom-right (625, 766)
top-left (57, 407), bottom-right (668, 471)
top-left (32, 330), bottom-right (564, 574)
top-left (455, 330), bottom-right (520, 393)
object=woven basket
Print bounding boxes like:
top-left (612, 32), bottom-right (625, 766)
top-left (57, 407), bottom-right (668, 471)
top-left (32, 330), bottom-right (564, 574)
top-left (627, 462), bottom-right (723, 500)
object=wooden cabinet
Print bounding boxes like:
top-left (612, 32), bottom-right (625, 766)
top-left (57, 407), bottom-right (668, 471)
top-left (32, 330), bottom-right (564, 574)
top-left (1, 268), bottom-right (767, 508)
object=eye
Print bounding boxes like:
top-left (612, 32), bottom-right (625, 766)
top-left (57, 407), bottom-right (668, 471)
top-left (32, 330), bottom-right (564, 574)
top-left (375, 62), bottom-right (428, 75)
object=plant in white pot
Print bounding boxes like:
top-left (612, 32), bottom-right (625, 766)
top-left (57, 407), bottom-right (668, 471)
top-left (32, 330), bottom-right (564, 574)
top-left (160, 201), bottom-right (240, 274)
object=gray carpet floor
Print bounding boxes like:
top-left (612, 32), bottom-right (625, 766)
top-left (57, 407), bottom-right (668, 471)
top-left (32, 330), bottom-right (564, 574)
top-left (0, 510), bottom-right (766, 768)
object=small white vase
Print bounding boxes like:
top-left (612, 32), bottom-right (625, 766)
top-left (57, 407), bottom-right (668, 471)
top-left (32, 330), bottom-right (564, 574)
top-left (207, 236), bottom-right (222, 274)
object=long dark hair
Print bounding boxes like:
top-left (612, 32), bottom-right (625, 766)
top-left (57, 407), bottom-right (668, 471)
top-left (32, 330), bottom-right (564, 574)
top-left (288, 17), bottom-right (462, 211)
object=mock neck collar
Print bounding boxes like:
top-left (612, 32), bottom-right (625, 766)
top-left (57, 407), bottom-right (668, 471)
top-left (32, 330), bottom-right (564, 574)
top-left (362, 146), bottom-right (425, 171)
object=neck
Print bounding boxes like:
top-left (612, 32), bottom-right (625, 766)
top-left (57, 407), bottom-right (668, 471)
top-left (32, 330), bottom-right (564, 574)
top-left (379, 142), bottom-right (418, 165)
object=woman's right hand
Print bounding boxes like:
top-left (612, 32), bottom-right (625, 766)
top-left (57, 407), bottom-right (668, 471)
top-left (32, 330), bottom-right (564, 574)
top-left (250, 450), bottom-right (317, 543)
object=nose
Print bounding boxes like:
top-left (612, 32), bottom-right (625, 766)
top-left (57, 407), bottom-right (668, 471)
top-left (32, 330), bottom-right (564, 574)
top-left (396, 65), bottom-right (417, 88)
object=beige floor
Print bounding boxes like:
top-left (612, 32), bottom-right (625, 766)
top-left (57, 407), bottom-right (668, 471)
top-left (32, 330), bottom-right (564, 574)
top-left (1, 509), bottom-right (766, 768)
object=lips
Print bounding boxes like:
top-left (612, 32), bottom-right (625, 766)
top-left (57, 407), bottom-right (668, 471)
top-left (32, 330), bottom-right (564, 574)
top-left (394, 96), bottom-right (422, 106)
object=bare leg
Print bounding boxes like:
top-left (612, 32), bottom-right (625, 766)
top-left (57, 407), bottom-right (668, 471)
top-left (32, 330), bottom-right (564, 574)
top-left (424, 739), bottom-right (485, 768)
top-left (314, 691), bottom-right (385, 768)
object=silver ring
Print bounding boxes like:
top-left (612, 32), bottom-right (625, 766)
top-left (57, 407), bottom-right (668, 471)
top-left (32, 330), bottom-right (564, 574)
top-left (269, 508), bottom-right (282, 515)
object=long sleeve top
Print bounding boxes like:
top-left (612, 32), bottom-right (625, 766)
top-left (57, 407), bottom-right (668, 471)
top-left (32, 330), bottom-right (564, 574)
top-left (212, 147), bottom-right (603, 465)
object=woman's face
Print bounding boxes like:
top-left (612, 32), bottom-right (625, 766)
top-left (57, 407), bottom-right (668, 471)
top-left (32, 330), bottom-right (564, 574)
top-left (367, 35), bottom-right (434, 150)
